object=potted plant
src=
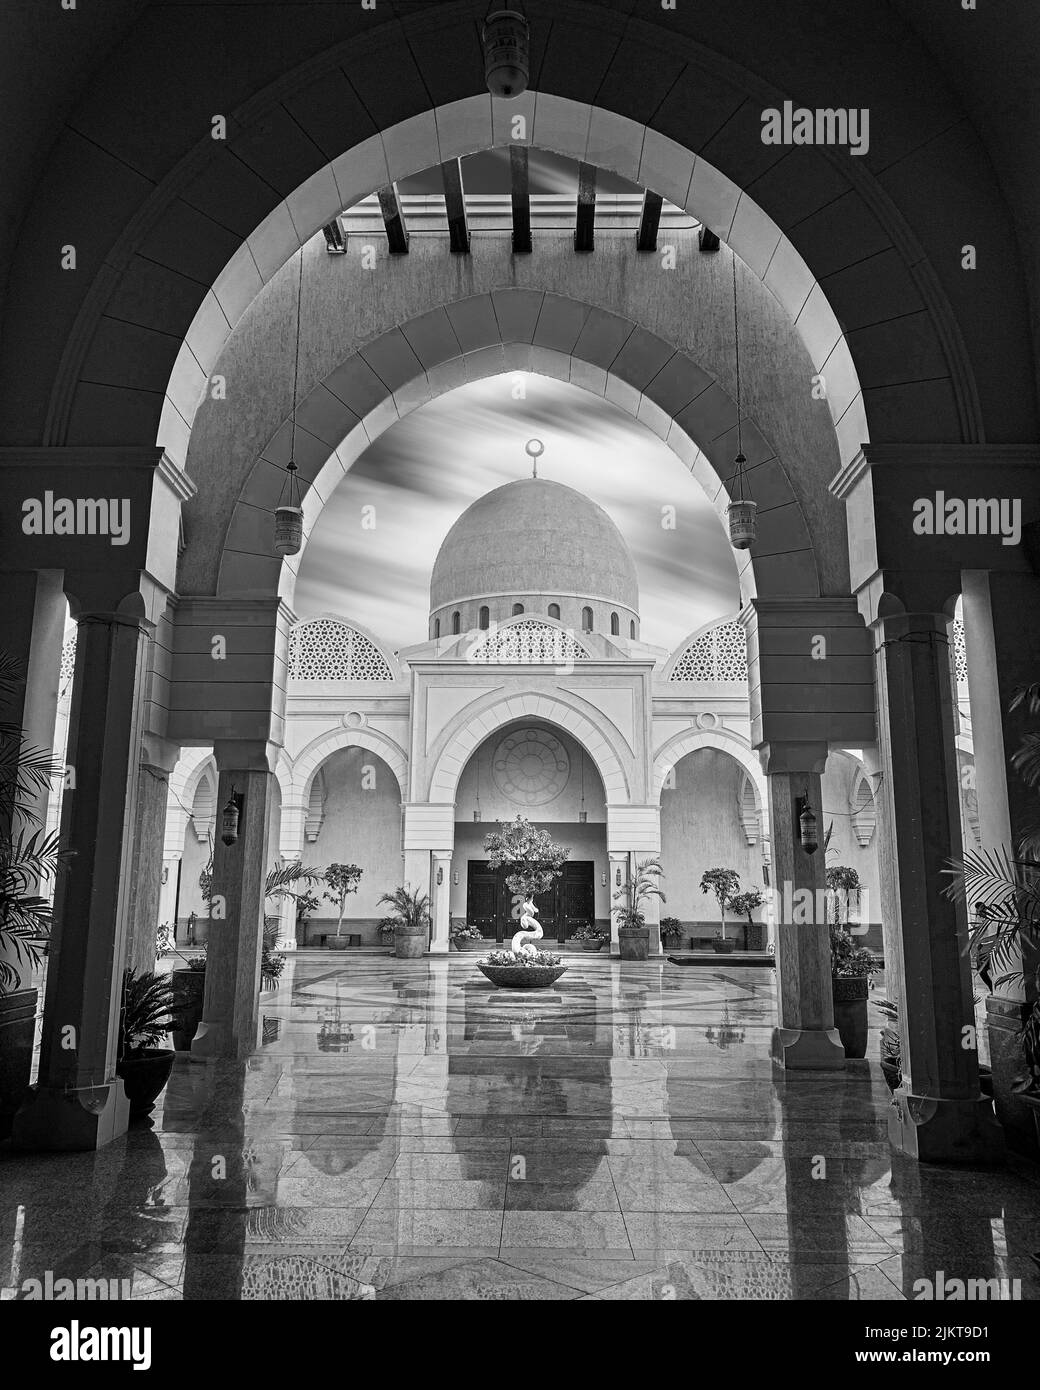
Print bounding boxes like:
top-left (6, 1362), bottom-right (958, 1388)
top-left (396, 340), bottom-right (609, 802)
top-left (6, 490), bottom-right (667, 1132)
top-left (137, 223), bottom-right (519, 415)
top-left (260, 917), bottom-right (285, 990)
top-left (727, 888), bottom-right (765, 951)
top-left (613, 858), bottom-right (665, 961)
top-left (321, 862), bottom-right (363, 947)
top-left (379, 886), bottom-right (430, 958)
top-left (830, 923), bottom-right (878, 1058)
top-left (659, 917), bottom-right (684, 950)
top-left (451, 922), bottom-right (487, 952)
top-left (170, 955), bottom-right (207, 1051)
top-left (572, 923), bottom-right (605, 951)
top-left (293, 890), bottom-right (321, 946)
top-left (116, 969), bottom-right (181, 1118)
top-left (481, 816), bottom-right (570, 985)
top-left (700, 867), bottom-right (740, 952)
top-left (377, 916), bottom-right (396, 949)
top-left (0, 651), bottom-right (66, 1138)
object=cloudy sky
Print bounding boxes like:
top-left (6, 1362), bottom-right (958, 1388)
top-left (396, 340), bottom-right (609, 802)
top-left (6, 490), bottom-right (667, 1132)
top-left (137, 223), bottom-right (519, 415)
top-left (294, 374), bottom-right (741, 654)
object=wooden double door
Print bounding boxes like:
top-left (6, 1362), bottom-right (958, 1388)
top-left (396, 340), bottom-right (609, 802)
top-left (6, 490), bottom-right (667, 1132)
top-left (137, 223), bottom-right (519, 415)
top-left (466, 860), bottom-right (596, 944)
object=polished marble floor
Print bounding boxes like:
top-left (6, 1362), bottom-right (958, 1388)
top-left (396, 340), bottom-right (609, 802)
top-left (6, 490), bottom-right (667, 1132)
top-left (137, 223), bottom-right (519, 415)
top-left (3, 954), bottom-right (1039, 1301)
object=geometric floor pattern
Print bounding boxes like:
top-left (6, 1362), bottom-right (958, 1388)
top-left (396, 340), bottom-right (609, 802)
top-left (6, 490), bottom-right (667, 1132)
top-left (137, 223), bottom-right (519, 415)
top-left (3, 955), bottom-right (1039, 1300)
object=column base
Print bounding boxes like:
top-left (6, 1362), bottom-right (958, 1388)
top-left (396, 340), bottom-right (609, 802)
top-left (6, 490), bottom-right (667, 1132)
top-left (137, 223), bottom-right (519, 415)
top-left (428, 941), bottom-right (449, 955)
top-left (771, 1026), bottom-right (846, 1070)
top-left (12, 1080), bottom-right (129, 1152)
top-left (888, 1088), bottom-right (1006, 1165)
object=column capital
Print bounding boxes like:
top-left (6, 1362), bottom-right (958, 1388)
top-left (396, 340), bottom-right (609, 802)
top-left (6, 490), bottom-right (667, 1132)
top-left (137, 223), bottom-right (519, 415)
top-left (212, 739), bottom-right (281, 774)
top-left (758, 741), bottom-right (829, 776)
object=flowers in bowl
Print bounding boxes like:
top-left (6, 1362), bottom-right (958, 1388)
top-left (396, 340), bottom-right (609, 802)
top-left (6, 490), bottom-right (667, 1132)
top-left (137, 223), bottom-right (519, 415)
top-left (482, 948), bottom-right (562, 967)
top-left (572, 924), bottom-right (602, 942)
top-left (452, 923), bottom-right (485, 941)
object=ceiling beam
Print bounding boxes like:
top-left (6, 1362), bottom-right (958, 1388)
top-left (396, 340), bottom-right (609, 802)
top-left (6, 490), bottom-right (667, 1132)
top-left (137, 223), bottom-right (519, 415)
top-left (699, 225), bottom-right (721, 253)
top-left (377, 183), bottom-right (409, 254)
top-left (510, 145), bottom-right (532, 254)
top-left (575, 161), bottom-right (597, 253)
top-left (440, 158), bottom-right (470, 254)
top-left (635, 189), bottom-right (663, 253)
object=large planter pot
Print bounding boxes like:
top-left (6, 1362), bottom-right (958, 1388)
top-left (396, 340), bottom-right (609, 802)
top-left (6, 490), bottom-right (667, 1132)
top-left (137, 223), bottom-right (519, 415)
top-left (579, 940), bottom-right (605, 951)
top-left (832, 975), bottom-right (869, 1058)
top-left (618, 927), bottom-right (649, 961)
top-left (478, 963), bottom-right (568, 989)
top-left (712, 938), bottom-right (736, 954)
top-left (170, 969), bottom-right (205, 1052)
top-left (395, 923), bottom-right (427, 959)
top-left (1022, 1094), bottom-right (1040, 1151)
top-left (0, 988), bottom-right (37, 1141)
top-left (452, 938), bottom-right (488, 952)
top-left (116, 1048), bottom-right (175, 1118)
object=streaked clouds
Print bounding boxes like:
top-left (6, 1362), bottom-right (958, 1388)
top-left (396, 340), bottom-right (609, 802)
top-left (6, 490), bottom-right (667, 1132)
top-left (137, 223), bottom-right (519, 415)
top-left (294, 375), bottom-right (740, 653)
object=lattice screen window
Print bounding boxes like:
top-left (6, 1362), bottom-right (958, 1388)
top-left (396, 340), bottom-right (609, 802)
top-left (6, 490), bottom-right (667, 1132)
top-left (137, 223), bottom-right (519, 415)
top-left (469, 619), bottom-right (590, 664)
top-left (670, 620), bottom-right (748, 682)
top-left (289, 619), bottom-right (394, 681)
top-left (59, 632), bottom-right (77, 695)
top-left (951, 618), bottom-right (968, 682)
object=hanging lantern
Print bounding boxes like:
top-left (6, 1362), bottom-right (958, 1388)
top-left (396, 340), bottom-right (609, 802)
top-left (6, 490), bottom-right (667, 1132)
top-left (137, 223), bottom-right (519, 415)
top-left (482, 7), bottom-right (530, 98)
top-left (728, 451), bottom-right (758, 549)
top-left (221, 790), bottom-right (240, 847)
top-left (274, 460), bottom-right (303, 555)
top-left (798, 793), bottom-right (819, 855)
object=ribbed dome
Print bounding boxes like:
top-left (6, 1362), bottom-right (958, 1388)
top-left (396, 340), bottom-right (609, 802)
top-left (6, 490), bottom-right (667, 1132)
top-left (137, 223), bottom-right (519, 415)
top-left (430, 478), bottom-right (639, 615)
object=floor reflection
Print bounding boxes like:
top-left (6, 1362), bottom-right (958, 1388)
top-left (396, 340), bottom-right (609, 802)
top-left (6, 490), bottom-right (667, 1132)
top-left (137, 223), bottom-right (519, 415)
top-left (2, 954), bottom-right (1038, 1300)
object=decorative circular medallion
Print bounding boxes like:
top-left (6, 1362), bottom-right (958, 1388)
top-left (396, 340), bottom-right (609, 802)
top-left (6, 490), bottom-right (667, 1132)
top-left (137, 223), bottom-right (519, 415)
top-left (342, 711), bottom-right (366, 728)
top-left (696, 711), bottom-right (720, 730)
top-left (492, 728), bottom-right (570, 806)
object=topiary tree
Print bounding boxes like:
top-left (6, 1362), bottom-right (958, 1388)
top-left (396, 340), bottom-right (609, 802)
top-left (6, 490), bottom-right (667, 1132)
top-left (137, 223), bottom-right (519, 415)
top-left (322, 862), bottom-right (363, 943)
top-left (700, 867), bottom-right (741, 941)
top-left (728, 887), bottom-right (764, 940)
top-left (483, 816), bottom-right (569, 903)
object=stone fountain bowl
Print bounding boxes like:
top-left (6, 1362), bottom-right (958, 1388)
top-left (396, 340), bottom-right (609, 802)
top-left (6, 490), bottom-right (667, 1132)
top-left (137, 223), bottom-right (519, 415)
top-left (478, 962), bottom-right (568, 989)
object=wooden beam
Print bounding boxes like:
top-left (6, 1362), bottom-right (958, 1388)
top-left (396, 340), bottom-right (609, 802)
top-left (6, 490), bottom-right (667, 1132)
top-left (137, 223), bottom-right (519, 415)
top-left (377, 183), bottom-right (409, 254)
top-left (510, 145), bottom-right (532, 254)
top-left (699, 225), bottom-right (721, 253)
top-left (440, 158), bottom-right (470, 254)
top-left (575, 161), bottom-right (597, 252)
top-left (636, 189), bottom-right (663, 253)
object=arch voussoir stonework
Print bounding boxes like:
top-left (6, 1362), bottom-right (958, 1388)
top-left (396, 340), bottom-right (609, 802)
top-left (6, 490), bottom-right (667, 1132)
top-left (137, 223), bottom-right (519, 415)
top-left (291, 727), bottom-right (408, 805)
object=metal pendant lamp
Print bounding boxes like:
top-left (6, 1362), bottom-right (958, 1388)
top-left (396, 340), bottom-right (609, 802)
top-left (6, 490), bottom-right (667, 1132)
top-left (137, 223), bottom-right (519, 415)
top-left (726, 252), bottom-right (758, 550)
top-left (274, 248), bottom-right (306, 557)
top-left (482, 4), bottom-right (530, 98)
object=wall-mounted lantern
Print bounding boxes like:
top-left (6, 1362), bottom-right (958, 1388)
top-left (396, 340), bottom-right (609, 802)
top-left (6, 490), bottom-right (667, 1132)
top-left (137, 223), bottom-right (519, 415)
top-left (221, 788), bottom-right (242, 847)
top-left (725, 252), bottom-right (757, 550)
top-left (436, 865), bottom-right (444, 886)
top-left (453, 870), bottom-right (459, 887)
top-left (482, 7), bottom-right (530, 98)
top-left (798, 790), bottom-right (819, 855)
top-left (615, 866), bottom-right (623, 887)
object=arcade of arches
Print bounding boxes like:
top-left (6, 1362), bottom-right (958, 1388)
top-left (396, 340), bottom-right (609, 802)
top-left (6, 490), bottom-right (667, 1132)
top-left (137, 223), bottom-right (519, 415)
top-left (3, 3), bottom-right (1040, 1255)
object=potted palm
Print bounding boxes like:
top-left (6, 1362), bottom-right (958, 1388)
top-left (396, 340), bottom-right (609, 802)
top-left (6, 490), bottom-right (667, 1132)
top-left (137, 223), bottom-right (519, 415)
top-left (0, 651), bottom-right (66, 1138)
top-left (116, 969), bottom-right (182, 1117)
top-left (830, 923), bottom-right (877, 1058)
top-left (379, 886), bottom-right (430, 958)
top-left (322, 862), bottom-right (363, 947)
top-left (659, 917), bottom-right (684, 950)
top-left (613, 858), bottom-right (665, 961)
top-left (728, 887), bottom-right (765, 950)
top-left (701, 867), bottom-right (740, 952)
top-left (451, 922), bottom-right (487, 952)
top-left (377, 916), bottom-right (396, 950)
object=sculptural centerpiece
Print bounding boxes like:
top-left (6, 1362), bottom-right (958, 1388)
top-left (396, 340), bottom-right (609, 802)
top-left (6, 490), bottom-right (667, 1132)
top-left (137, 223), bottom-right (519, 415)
top-left (478, 815), bottom-right (569, 988)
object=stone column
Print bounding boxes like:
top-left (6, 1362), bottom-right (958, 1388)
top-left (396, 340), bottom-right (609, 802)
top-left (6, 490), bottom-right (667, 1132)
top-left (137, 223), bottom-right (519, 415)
top-left (125, 735), bottom-right (179, 975)
top-left (872, 603), bottom-right (1004, 1163)
top-left (14, 582), bottom-right (155, 1150)
top-left (962, 569), bottom-right (1040, 1150)
top-left (157, 856), bottom-right (181, 942)
top-left (430, 852), bottom-right (452, 954)
top-left (762, 741), bottom-right (845, 1071)
top-left (278, 799), bottom-right (308, 949)
top-left (191, 741), bottom-right (276, 1061)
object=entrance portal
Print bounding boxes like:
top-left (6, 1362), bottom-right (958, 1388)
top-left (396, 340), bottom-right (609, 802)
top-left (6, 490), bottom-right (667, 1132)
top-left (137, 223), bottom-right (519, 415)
top-left (466, 861), bottom-right (595, 944)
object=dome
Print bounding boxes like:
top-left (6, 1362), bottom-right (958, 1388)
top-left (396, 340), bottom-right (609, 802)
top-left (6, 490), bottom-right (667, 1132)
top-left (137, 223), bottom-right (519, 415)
top-left (430, 478), bottom-right (639, 616)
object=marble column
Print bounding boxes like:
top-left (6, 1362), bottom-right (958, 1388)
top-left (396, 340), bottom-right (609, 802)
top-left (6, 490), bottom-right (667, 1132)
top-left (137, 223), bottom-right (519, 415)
top-left (430, 852), bottom-right (452, 954)
top-left (125, 735), bottom-right (179, 975)
top-left (190, 741), bottom-right (276, 1061)
top-left (14, 584), bottom-right (154, 1150)
top-left (962, 570), bottom-right (1040, 1150)
top-left (872, 604), bottom-right (1004, 1163)
top-left (762, 741), bottom-right (845, 1071)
